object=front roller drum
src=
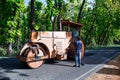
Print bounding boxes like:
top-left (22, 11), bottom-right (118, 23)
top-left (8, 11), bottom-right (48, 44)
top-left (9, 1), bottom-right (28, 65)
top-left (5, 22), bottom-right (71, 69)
top-left (23, 46), bottom-right (45, 69)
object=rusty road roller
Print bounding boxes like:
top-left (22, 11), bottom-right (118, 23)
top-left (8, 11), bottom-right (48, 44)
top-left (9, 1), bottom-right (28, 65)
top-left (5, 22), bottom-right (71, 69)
top-left (16, 20), bottom-right (85, 68)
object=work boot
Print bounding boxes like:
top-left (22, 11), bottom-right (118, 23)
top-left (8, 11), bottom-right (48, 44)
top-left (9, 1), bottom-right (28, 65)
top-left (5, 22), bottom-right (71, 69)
top-left (81, 63), bottom-right (84, 66)
top-left (77, 65), bottom-right (80, 67)
top-left (73, 65), bottom-right (77, 67)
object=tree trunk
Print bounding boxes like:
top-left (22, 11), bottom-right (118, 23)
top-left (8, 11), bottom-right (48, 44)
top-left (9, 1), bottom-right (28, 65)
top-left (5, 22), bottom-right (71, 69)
top-left (99, 24), bottom-right (110, 45)
top-left (77, 0), bottom-right (86, 23)
top-left (85, 14), bottom-right (96, 45)
top-left (29, 0), bottom-right (35, 31)
top-left (7, 42), bottom-right (13, 56)
top-left (57, 15), bottom-right (61, 31)
top-left (77, 0), bottom-right (86, 36)
top-left (52, 17), bottom-right (57, 31)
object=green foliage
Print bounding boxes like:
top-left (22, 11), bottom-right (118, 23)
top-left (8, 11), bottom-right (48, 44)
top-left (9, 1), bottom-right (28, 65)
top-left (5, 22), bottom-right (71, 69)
top-left (0, 0), bottom-right (120, 56)
top-left (0, 0), bottom-right (26, 56)
top-left (34, 1), bottom-right (43, 30)
top-left (81, 0), bottom-right (120, 46)
top-left (0, 47), bottom-right (7, 56)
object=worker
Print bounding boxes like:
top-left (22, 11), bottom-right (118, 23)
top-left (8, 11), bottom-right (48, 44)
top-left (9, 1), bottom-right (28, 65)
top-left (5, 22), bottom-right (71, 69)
top-left (72, 29), bottom-right (79, 38)
top-left (73, 36), bottom-right (84, 67)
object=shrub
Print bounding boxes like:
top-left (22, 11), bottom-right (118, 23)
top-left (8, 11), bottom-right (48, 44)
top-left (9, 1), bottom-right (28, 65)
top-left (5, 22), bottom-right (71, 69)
top-left (0, 47), bottom-right (7, 56)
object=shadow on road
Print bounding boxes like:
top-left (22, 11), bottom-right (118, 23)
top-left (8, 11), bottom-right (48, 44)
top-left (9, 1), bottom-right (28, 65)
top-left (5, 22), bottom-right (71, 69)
top-left (45, 59), bottom-right (74, 67)
top-left (0, 47), bottom-right (119, 69)
top-left (0, 57), bottom-right (29, 70)
top-left (0, 57), bottom-right (30, 79)
top-left (0, 47), bottom-right (119, 79)
top-left (0, 76), bottom-right (10, 80)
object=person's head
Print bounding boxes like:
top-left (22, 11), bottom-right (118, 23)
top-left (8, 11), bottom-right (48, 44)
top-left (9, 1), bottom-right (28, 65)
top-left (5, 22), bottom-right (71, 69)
top-left (77, 36), bottom-right (81, 40)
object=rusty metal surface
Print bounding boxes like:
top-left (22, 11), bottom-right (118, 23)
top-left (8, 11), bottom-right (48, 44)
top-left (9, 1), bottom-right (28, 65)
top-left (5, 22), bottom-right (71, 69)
top-left (17, 20), bottom-right (85, 68)
top-left (30, 31), bottom-right (72, 58)
top-left (61, 20), bottom-right (83, 29)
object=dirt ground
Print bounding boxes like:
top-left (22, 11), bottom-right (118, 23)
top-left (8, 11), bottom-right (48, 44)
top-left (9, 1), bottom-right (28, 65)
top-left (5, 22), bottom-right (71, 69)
top-left (85, 55), bottom-right (120, 80)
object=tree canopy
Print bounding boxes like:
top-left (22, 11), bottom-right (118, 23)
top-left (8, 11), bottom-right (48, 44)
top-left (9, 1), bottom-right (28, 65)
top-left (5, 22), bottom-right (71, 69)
top-left (0, 0), bottom-right (120, 56)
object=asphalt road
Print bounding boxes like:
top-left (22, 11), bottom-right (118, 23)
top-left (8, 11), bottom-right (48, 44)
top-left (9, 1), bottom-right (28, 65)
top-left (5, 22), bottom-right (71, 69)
top-left (0, 47), bottom-right (120, 80)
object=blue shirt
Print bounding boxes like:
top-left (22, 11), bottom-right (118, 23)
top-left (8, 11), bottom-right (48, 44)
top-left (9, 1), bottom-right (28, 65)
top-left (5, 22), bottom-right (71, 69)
top-left (75, 40), bottom-right (82, 51)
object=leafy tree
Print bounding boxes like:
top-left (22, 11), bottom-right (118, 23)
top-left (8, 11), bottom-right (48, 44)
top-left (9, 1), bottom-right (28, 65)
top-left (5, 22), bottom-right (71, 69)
top-left (81, 0), bottom-right (120, 46)
top-left (0, 0), bottom-right (25, 56)
top-left (0, 0), bottom-right (120, 57)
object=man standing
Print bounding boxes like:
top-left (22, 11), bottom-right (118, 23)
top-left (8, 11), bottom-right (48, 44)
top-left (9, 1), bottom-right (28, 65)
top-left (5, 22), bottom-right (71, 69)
top-left (73, 37), bottom-right (84, 67)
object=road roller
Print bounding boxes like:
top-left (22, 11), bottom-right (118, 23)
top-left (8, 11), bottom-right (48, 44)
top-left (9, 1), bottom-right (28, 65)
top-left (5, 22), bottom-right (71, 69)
top-left (16, 20), bottom-right (85, 68)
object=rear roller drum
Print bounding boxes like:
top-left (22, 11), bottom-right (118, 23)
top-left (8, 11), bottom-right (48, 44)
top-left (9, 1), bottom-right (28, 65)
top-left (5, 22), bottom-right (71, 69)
top-left (81, 40), bottom-right (85, 58)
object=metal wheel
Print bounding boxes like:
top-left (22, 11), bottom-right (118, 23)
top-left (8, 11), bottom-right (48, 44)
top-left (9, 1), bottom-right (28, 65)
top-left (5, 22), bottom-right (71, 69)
top-left (81, 40), bottom-right (85, 58)
top-left (24, 45), bottom-right (45, 69)
top-left (67, 39), bottom-right (85, 59)
top-left (27, 45), bottom-right (45, 69)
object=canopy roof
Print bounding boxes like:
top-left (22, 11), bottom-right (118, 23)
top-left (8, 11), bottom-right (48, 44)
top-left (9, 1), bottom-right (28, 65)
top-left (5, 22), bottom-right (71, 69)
top-left (61, 20), bottom-right (83, 29)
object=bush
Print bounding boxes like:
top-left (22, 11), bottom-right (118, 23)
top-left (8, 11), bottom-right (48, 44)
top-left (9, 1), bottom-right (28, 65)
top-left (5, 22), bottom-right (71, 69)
top-left (0, 47), bottom-right (7, 56)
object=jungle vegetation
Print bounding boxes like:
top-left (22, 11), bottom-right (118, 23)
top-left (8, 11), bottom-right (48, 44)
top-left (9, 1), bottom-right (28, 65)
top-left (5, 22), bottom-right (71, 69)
top-left (0, 0), bottom-right (120, 56)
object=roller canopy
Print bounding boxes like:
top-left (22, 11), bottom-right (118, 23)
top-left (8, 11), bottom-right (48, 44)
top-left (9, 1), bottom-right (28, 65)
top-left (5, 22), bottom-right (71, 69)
top-left (61, 20), bottom-right (83, 30)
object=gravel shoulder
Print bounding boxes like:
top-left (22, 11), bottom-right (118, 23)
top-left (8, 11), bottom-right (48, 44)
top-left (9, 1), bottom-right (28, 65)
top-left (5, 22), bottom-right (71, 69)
top-left (85, 54), bottom-right (120, 80)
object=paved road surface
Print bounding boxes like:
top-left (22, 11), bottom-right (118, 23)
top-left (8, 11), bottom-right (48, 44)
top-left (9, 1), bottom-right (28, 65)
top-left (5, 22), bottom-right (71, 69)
top-left (0, 47), bottom-right (120, 80)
